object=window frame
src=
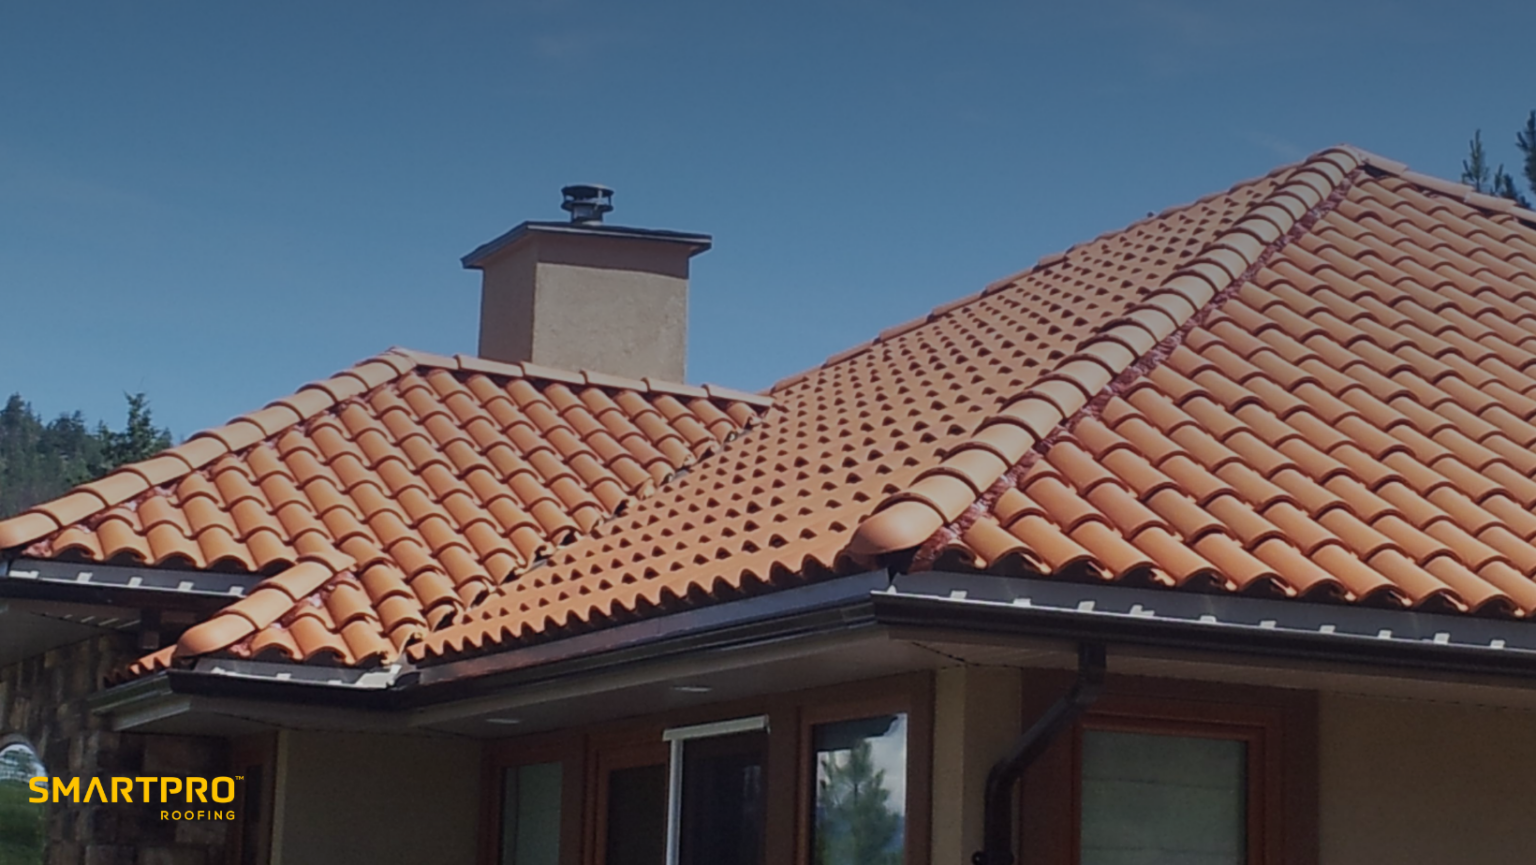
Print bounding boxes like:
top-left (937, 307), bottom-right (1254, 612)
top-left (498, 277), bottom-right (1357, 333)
top-left (1019, 674), bottom-right (1316, 865)
top-left (484, 731), bottom-right (586, 865)
top-left (227, 733), bottom-right (277, 865)
top-left (481, 673), bottom-right (933, 865)
top-left (797, 692), bottom-right (932, 865)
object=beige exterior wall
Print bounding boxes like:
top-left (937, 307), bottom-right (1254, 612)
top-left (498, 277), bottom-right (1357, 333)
top-left (929, 666), bottom-right (1024, 865)
top-left (271, 729), bottom-right (480, 865)
top-left (1320, 692), bottom-right (1536, 865)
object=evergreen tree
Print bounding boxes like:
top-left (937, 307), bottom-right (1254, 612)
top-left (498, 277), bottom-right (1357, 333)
top-left (0, 393), bottom-right (173, 518)
top-left (1494, 167), bottom-right (1530, 208)
top-left (98, 392), bottom-right (173, 469)
top-left (1463, 118), bottom-right (1536, 207)
top-left (1518, 111), bottom-right (1536, 202)
top-left (814, 740), bottom-right (902, 865)
top-left (1463, 130), bottom-right (1492, 193)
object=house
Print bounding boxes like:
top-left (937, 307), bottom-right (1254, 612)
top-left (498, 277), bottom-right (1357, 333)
top-left (4, 147), bottom-right (1536, 864)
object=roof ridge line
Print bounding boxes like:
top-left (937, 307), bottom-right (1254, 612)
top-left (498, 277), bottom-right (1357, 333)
top-left (1342, 144), bottom-right (1536, 224)
top-left (0, 346), bottom-right (775, 554)
top-left (406, 348), bottom-right (774, 408)
top-left (0, 348), bottom-right (422, 552)
top-left (766, 156), bottom-right (1319, 396)
top-left (846, 146), bottom-right (1366, 557)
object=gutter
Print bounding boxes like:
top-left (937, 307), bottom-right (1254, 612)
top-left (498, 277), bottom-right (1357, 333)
top-left (91, 568), bottom-right (1536, 724)
top-left (976, 643), bottom-right (1104, 865)
top-left (874, 572), bottom-right (1536, 681)
top-left (402, 569), bottom-right (889, 701)
top-left (89, 571), bottom-right (891, 721)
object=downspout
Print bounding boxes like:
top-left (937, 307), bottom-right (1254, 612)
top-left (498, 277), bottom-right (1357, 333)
top-left (972, 642), bottom-right (1106, 865)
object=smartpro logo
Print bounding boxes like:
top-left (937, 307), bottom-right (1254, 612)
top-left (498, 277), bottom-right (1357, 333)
top-left (26, 776), bottom-right (240, 819)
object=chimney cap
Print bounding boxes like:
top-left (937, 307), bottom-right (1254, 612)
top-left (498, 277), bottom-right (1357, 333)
top-left (561, 184), bottom-right (614, 225)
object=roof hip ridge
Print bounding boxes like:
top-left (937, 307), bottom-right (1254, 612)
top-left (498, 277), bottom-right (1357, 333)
top-left (846, 146), bottom-right (1366, 557)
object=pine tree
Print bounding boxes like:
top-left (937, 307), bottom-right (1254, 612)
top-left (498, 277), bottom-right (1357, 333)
top-left (1463, 128), bottom-right (1530, 207)
top-left (814, 740), bottom-right (902, 865)
top-left (98, 393), bottom-right (172, 469)
top-left (1494, 167), bottom-right (1530, 208)
top-left (1518, 110), bottom-right (1536, 202)
top-left (0, 393), bottom-right (173, 518)
top-left (1463, 130), bottom-right (1492, 193)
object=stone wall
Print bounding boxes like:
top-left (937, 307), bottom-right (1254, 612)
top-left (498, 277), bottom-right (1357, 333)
top-left (0, 632), bottom-right (231, 865)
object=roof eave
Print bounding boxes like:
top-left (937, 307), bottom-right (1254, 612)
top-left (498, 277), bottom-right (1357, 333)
top-left (875, 572), bottom-right (1536, 681)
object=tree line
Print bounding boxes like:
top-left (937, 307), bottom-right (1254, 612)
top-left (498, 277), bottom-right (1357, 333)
top-left (0, 393), bottom-right (172, 519)
top-left (1461, 111), bottom-right (1536, 206)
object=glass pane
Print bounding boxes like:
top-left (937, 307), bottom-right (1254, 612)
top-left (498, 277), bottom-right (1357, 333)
top-left (0, 742), bottom-right (47, 865)
top-left (811, 714), bottom-right (907, 865)
top-left (605, 763), bottom-right (668, 865)
top-left (502, 762), bottom-right (563, 865)
top-left (678, 731), bottom-right (766, 865)
top-left (1080, 730), bottom-right (1246, 865)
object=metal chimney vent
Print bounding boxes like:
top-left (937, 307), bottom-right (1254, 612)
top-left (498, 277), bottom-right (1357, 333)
top-left (561, 184), bottom-right (614, 225)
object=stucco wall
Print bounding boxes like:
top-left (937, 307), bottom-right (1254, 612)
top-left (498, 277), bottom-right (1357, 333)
top-left (272, 729), bottom-right (479, 865)
top-left (1320, 692), bottom-right (1536, 865)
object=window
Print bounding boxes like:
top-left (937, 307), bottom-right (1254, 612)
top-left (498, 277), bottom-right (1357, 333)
top-left (811, 714), bottom-right (909, 865)
top-left (593, 740), bottom-right (668, 865)
top-left (0, 738), bottom-right (46, 865)
top-left (1078, 730), bottom-right (1246, 865)
top-left (492, 675), bottom-right (932, 865)
top-left (664, 716), bottom-right (769, 865)
top-left (502, 762), bottom-right (563, 865)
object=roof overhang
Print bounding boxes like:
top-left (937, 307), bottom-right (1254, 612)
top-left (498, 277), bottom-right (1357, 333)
top-left (875, 572), bottom-right (1536, 681)
top-left (88, 571), bottom-right (1536, 735)
top-left (0, 557), bottom-right (259, 611)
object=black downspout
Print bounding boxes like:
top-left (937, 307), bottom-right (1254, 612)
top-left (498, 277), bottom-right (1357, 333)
top-left (972, 642), bottom-right (1106, 865)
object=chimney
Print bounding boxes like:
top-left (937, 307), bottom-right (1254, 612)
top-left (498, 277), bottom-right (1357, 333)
top-left (461, 184), bottom-right (711, 382)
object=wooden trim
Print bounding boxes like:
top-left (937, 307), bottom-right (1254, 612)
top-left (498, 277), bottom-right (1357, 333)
top-left (1017, 672), bottom-right (1317, 865)
top-left (227, 733), bottom-right (277, 865)
top-left (483, 731), bottom-right (586, 865)
top-left (587, 739), bottom-right (669, 865)
top-left (795, 675), bottom-right (933, 865)
top-left (483, 671), bottom-right (932, 865)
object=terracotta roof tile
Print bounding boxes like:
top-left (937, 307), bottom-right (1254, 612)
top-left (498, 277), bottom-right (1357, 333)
top-left (0, 350), bottom-right (765, 675)
top-left (74, 142), bottom-right (1536, 675)
top-left (805, 146), bottom-right (1536, 628)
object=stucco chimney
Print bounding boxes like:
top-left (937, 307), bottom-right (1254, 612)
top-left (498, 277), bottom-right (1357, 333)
top-left (461, 185), bottom-right (711, 382)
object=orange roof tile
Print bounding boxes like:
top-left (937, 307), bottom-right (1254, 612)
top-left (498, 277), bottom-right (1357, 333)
top-left (873, 147), bottom-right (1536, 616)
top-left (0, 350), bottom-right (769, 669)
top-left (414, 145), bottom-right (1536, 664)
top-left (33, 142), bottom-right (1536, 679)
top-left (410, 152), bottom-right (1328, 662)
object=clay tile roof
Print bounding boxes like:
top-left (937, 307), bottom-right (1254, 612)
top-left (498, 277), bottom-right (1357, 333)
top-left (412, 144), bottom-right (1536, 665)
top-left (30, 142), bottom-right (1536, 679)
top-left (870, 145), bottom-right (1536, 616)
top-left (0, 349), bottom-right (770, 673)
top-left (402, 147), bottom-right (1347, 662)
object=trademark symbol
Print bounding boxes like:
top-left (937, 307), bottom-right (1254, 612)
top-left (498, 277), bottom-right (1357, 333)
top-left (235, 776), bottom-right (243, 781)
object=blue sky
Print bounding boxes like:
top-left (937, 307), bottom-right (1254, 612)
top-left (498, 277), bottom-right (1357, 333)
top-left (3, 0), bottom-right (1533, 439)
